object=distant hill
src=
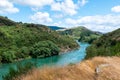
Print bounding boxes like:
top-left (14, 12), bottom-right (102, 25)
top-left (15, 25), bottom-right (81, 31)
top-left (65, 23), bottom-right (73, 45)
top-left (59, 26), bottom-right (102, 43)
top-left (48, 26), bottom-right (65, 30)
top-left (86, 28), bottom-right (120, 59)
top-left (0, 16), bottom-right (78, 63)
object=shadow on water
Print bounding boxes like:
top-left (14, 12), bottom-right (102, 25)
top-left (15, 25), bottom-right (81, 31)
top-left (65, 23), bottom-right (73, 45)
top-left (0, 42), bottom-right (89, 80)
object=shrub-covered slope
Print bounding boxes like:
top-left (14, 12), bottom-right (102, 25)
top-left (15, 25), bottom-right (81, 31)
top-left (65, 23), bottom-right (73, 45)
top-left (0, 16), bottom-right (16, 26)
top-left (86, 28), bottom-right (120, 59)
top-left (59, 26), bottom-right (101, 43)
top-left (0, 17), bottom-right (78, 63)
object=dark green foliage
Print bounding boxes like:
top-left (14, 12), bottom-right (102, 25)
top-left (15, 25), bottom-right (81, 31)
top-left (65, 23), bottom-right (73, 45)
top-left (30, 41), bottom-right (60, 58)
top-left (86, 28), bottom-right (120, 59)
top-left (17, 46), bottom-right (30, 58)
top-left (1, 51), bottom-right (16, 63)
top-left (0, 16), bottom-right (16, 26)
top-left (0, 19), bottom-right (78, 63)
top-left (0, 55), bottom-right (2, 63)
top-left (59, 26), bottom-right (102, 43)
top-left (3, 62), bottom-right (36, 80)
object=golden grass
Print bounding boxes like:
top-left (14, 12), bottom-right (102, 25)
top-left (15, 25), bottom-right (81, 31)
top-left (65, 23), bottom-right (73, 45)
top-left (16, 56), bottom-right (120, 80)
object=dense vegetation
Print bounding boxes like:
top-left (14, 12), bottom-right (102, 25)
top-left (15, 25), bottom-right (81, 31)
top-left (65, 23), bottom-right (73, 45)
top-left (0, 16), bottom-right (78, 63)
top-left (30, 40), bottom-right (60, 58)
top-left (59, 26), bottom-right (102, 43)
top-left (0, 16), bottom-right (16, 26)
top-left (86, 28), bottom-right (120, 59)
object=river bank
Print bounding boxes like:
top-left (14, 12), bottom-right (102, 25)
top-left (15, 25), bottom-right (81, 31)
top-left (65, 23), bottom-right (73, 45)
top-left (0, 42), bottom-right (89, 80)
top-left (17, 56), bottom-right (120, 80)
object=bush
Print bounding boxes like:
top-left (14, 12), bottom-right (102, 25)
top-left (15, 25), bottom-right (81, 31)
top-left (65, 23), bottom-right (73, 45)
top-left (1, 51), bottom-right (16, 63)
top-left (30, 40), bottom-right (60, 58)
top-left (19, 46), bottom-right (30, 58)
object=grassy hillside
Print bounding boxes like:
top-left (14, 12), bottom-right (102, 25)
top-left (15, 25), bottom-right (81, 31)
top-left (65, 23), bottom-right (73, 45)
top-left (86, 28), bottom-right (120, 59)
top-left (15, 57), bottom-right (120, 80)
top-left (0, 17), bottom-right (78, 63)
top-left (59, 26), bottom-right (102, 43)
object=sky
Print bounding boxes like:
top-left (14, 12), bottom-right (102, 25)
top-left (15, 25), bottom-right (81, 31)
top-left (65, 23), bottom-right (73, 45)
top-left (0, 0), bottom-right (120, 32)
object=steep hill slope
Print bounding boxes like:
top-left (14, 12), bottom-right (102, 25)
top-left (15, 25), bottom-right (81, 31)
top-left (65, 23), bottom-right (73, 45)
top-left (0, 17), bottom-right (78, 63)
top-left (86, 28), bottom-right (120, 59)
top-left (59, 26), bottom-right (102, 43)
top-left (16, 57), bottom-right (120, 80)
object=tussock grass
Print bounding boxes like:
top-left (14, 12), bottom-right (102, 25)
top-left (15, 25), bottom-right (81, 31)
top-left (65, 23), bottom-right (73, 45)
top-left (16, 56), bottom-right (120, 80)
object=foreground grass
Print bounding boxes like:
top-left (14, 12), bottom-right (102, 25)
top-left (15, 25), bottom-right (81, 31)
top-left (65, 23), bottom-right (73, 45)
top-left (15, 56), bottom-right (120, 80)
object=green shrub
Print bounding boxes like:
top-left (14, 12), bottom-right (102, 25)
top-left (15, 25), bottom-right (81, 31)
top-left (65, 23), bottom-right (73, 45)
top-left (30, 40), bottom-right (60, 58)
top-left (1, 51), bottom-right (16, 63)
top-left (19, 46), bottom-right (30, 58)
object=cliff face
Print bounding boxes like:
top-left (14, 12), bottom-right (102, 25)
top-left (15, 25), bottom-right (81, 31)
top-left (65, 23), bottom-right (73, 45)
top-left (16, 57), bottom-right (120, 80)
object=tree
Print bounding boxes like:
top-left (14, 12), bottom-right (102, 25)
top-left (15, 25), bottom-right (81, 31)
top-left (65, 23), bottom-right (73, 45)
top-left (30, 40), bottom-right (60, 58)
top-left (1, 51), bottom-right (16, 63)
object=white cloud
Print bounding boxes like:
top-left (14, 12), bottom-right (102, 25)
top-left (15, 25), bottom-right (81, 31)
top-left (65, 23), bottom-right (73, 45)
top-left (0, 0), bottom-right (19, 14)
top-left (11, 0), bottom-right (54, 8)
top-left (111, 5), bottom-right (120, 13)
top-left (51, 2), bottom-right (61, 11)
top-left (30, 12), bottom-right (52, 24)
top-left (51, 0), bottom-right (88, 16)
top-left (65, 18), bottom-right (78, 25)
top-left (53, 21), bottom-right (62, 26)
top-left (78, 0), bottom-right (88, 6)
top-left (53, 14), bottom-right (63, 18)
top-left (65, 14), bottom-right (120, 32)
top-left (51, 0), bottom-right (77, 15)
top-left (10, 0), bottom-right (88, 16)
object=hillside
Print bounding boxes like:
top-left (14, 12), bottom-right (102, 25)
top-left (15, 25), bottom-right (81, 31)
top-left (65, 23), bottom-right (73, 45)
top-left (86, 28), bottom-right (120, 59)
top-left (0, 16), bottom-right (16, 26)
top-left (0, 17), bottom-right (78, 63)
top-left (59, 26), bottom-right (102, 43)
top-left (16, 56), bottom-right (120, 80)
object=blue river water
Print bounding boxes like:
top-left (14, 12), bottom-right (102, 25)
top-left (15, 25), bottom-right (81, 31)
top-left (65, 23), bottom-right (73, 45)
top-left (0, 42), bottom-right (89, 80)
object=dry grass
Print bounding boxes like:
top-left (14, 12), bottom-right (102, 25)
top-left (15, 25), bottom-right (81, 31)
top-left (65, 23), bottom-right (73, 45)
top-left (16, 56), bottom-right (120, 80)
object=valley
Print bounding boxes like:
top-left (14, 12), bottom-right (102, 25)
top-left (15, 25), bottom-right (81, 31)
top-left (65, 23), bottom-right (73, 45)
top-left (0, 16), bottom-right (120, 80)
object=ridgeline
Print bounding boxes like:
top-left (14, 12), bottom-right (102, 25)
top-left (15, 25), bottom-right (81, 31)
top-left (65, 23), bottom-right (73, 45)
top-left (59, 26), bottom-right (102, 44)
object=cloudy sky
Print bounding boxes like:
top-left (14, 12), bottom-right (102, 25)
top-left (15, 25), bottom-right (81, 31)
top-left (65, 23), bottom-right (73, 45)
top-left (0, 0), bottom-right (120, 32)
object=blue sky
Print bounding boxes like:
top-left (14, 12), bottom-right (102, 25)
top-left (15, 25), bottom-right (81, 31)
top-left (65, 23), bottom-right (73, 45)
top-left (0, 0), bottom-right (120, 32)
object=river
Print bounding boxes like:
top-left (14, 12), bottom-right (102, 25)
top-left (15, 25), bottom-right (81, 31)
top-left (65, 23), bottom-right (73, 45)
top-left (0, 42), bottom-right (89, 80)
